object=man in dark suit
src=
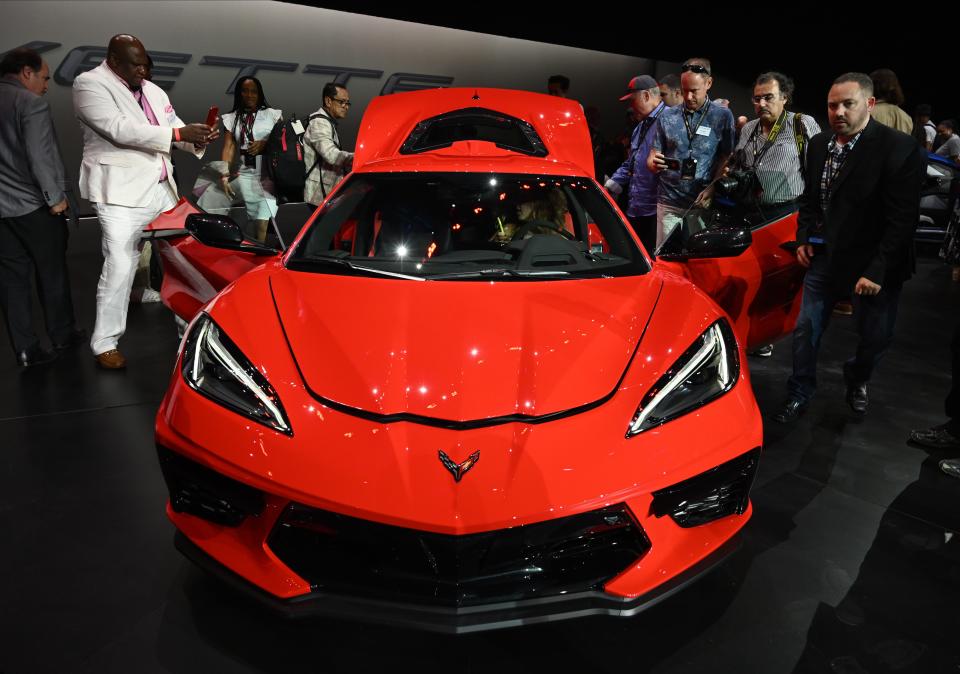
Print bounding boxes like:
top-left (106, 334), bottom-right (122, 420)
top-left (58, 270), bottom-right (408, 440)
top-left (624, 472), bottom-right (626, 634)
top-left (774, 72), bottom-right (925, 423)
top-left (0, 47), bottom-right (83, 367)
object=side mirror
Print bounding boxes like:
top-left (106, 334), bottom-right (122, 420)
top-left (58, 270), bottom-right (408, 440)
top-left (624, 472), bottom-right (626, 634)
top-left (658, 227), bottom-right (752, 261)
top-left (185, 213), bottom-right (279, 256)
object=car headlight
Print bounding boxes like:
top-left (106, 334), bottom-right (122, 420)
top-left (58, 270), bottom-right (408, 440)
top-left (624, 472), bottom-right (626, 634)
top-left (627, 319), bottom-right (739, 436)
top-left (181, 313), bottom-right (292, 435)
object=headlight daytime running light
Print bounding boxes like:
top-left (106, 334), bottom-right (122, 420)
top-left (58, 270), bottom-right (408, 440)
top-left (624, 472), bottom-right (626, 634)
top-left (181, 313), bottom-right (292, 435)
top-left (627, 319), bottom-right (739, 436)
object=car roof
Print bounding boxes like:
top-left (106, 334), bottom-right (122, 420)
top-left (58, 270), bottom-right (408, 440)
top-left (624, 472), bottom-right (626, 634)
top-left (352, 88), bottom-right (595, 178)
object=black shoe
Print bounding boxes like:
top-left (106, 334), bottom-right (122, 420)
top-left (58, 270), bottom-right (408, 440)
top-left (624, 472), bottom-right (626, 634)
top-left (773, 398), bottom-right (807, 423)
top-left (749, 344), bottom-right (774, 358)
top-left (843, 363), bottom-right (868, 415)
top-left (909, 424), bottom-right (960, 451)
top-left (52, 327), bottom-right (87, 351)
top-left (16, 344), bottom-right (58, 368)
top-left (941, 458), bottom-right (960, 479)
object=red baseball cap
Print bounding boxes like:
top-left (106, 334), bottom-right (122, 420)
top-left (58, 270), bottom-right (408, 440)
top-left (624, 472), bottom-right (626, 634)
top-left (619, 75), bottom-right (659, 101)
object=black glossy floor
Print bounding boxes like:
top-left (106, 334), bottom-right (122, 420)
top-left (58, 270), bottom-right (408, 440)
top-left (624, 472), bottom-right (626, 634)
top-left (2, 224), bottom-right (959, 673)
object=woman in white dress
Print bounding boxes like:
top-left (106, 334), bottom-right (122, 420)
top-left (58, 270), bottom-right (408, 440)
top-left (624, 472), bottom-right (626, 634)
top-left (219, 77), bottom-right (282, 241)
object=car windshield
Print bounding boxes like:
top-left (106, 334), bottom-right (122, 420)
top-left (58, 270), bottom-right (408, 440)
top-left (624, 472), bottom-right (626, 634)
top-left (287, 173), bottom-right (648, 280)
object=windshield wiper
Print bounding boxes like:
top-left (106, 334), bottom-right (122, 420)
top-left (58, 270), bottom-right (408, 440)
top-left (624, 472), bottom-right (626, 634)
top-left (426, 268), bottom-right (570, 280)
top-left (297, 254), bottom-right (425, 281)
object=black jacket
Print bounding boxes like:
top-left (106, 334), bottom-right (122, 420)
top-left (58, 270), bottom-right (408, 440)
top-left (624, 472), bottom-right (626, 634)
top-left (797, 118), bottom-right (925, 292)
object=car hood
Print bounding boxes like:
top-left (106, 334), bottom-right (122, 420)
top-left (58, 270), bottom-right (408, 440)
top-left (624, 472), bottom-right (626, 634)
top-left (269, 271), bottom-right (661, 422)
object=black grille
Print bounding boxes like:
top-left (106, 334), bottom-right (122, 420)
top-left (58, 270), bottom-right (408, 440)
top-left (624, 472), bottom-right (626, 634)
top-left (156, 445), bottom-right (264, 527)
top-left (651, 448), bottom-right (761, 528)
top-left (267, 504), bottom-right (649, 607)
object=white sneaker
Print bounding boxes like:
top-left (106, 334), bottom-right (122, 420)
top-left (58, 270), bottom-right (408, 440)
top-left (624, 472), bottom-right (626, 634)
top-left (138, 288), bottom-right (162, 303)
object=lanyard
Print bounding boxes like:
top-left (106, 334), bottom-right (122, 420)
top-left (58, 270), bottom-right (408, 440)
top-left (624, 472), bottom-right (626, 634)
top-left (634, 108), bottom-right (658, 152)
top-left (682, 99), bottom-right (711, 144)
top-left (237, 110), bottom-right (258, 145)
top-left (628, 104), bottom-right (663, 176)
top-left (824, 139), bottom-right (854, 190)
top-left (750, 109), bottom-right (787, 163)
top-left (639, 102), bottom-right (664, 141)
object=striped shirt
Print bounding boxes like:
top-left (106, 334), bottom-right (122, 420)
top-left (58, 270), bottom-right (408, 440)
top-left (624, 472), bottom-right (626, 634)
top-left (734, 113), bottom-right (820, 204)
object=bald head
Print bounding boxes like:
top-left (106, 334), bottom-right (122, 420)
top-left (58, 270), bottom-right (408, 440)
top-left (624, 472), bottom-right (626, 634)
top-left (107, 34), bottom-right (148, 89)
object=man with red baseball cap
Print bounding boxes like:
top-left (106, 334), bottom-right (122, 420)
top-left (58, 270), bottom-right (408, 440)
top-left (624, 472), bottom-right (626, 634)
top-left (605, 75), bottom-right (664, 254)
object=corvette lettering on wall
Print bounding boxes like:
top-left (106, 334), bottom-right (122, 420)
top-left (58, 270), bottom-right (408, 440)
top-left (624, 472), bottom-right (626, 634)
top-left (3, 40), bottom-right (454, 94)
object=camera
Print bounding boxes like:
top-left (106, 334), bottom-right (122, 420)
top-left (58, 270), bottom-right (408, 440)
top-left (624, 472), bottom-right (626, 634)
top-left (242, 151), bottom-right (257, 169)
top-left (716, 170), bottom-right (759, 202)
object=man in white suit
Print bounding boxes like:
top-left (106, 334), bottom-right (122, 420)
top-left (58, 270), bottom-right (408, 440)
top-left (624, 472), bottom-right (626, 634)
top-left (73, 34), bottom-right (217, 369)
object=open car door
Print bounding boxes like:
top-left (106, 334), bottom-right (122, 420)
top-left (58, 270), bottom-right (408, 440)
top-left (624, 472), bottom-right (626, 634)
top-left (142, 159), bottom-right (301, 322)
top-left (654, 200), bottom-right (805, 351)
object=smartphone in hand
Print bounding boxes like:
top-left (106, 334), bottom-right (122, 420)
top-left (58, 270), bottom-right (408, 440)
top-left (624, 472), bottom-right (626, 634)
top-left (205, 105), bottom-right (219, 128)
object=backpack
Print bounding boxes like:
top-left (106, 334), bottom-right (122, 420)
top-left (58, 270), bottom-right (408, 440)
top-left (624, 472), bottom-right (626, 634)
top-left (264, 114), bottom-right (309, 203)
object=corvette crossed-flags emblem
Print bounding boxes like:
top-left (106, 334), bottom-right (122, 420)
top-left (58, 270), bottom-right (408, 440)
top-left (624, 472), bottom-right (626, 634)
top-left (438, 450), bottom-right (480, 482)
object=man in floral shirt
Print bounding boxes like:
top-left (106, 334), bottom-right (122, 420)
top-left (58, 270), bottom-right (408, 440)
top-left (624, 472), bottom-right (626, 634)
top-left (647, 58), bottom-right (735, 249)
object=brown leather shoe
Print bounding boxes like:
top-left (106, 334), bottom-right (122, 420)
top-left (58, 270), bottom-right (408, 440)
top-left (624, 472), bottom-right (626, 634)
top-left (832, 301), bottom-right (854, 316)
top-left (94, 349), bottom-right (127, 369)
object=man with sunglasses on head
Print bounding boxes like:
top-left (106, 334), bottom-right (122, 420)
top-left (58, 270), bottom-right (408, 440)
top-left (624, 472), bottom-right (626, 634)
top-left (304, 83), bottom-right (354, 207)
top-left (647, 58), bottom-right (735, 250)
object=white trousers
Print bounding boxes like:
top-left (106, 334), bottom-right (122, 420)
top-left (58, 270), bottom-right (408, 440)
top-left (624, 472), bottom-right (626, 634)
top-left (90, 183), bottom-right (176, 355)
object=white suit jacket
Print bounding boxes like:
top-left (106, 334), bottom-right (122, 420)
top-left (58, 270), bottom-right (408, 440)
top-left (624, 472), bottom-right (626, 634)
top-left (73, 61), bottom-right (203, 207)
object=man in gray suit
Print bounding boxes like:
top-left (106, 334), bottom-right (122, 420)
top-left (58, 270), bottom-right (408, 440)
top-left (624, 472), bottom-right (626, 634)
top-left (0, 47), bottom-right (82, 367)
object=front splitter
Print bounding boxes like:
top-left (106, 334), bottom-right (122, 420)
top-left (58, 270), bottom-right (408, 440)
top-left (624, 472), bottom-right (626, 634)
top-left (174, 529), bottom-right (741, 634)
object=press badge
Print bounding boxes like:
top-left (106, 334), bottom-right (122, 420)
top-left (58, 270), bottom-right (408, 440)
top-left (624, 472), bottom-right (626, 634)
top-left (291, 120), bottom-right (305, 135)
top-left (696, 126), bottom-right (711, 137)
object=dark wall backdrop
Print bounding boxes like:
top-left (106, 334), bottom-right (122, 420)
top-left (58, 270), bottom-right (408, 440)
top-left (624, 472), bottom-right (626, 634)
top-left (305, 3), bottom-right (956, 130)
top-left (8, 1), bottom-right (747, 213)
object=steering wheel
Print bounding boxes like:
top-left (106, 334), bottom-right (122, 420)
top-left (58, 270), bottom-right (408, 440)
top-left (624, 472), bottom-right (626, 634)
top-left (510, 219), bottom-right (576, 242)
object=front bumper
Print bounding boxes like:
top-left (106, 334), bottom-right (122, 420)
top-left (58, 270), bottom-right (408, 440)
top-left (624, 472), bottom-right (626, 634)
top-left (160, 439), bottom-right (760, 633)
top-left (175, 529), bottom-right (741, 634)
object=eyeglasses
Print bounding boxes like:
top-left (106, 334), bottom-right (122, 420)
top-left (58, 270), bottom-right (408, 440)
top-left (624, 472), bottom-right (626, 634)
top-left (681, 64), bottom-right (710, 75)
top-left (751, 94), bottom-right (779, 104)
top-left (331, 98), bottom-right (352, 107)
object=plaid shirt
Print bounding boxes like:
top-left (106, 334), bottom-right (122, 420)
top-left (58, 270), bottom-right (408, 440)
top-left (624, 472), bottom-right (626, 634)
top-left (818, 131), bottom-right (863, 219)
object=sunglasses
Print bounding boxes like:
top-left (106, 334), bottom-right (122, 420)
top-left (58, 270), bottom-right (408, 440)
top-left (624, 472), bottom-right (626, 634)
top-left (681, 64), bottom-right (710, 75)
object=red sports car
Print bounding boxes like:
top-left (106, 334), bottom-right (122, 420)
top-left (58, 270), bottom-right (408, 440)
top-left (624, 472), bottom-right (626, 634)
top-left (150, 88), bottom-right (804, 633)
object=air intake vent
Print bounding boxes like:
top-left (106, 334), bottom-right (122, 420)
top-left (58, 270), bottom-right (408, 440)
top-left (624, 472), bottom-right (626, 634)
top-left (651, 448), bottom-right (761, 528)
top-left (400, 107), bottom-right (548, 156)
top-left (157, 445), bottom-right (264, 527)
